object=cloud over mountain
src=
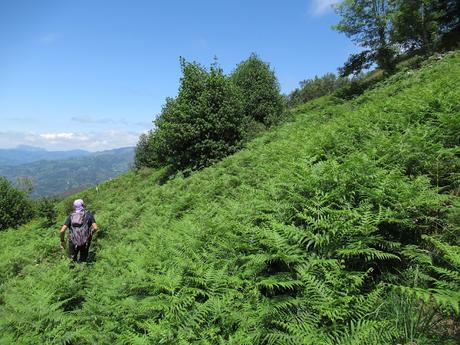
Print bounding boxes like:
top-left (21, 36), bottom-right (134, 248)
top-left (0, 130), bottom-right (142, 151)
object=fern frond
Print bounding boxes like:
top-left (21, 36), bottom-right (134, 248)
top-left (389, 284), bottom-right (460, 314)
top-left (336, 247), bottom-right (400, 262)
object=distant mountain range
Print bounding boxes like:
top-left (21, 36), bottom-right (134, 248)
top-left (0, 146), bottom-right (134, 198)
top-left (0, 145), bottom-right (90, 166)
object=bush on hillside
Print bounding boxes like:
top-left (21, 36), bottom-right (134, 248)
top-left (34, 197), bottom-right (57, 228)
top-left (0, 177), bottom-right (33, 231)
top-left (135, 54), bottom-right (285, 171)
top-left (334, 70), bottom-right (384, 99)
top-left (136, 59), bottom-right (245, 171)
top-left (287, 72), bottom-right (350, 107)
top-left (134, 131), bottom-right (160, 169)
top-left (230, 53), bottom-right (284, 126)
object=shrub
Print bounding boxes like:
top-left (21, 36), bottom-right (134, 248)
top-left (230, 53), bottom-right (284, 126)
top-left (134, 131), bottom-right (160, 169)
top-left (334, 70), bottom-right (384, 99)
top-left (135, 54), bottom-right (285, 171)
top-left (0, 177), bottom-right (33, 231)
top-left (141, 59), bottom-right (245, 171)
top-left (287, 72), bottom-right (350, 106)
top-left (34, 197), bottom-right (57, 228)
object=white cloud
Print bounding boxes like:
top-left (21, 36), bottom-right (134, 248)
top-left (40, 132), bottom-right (76, 141)
top-left (310, 0), bottom-right (341, 16)
top-left (0, 130), bottom-right (141, 151)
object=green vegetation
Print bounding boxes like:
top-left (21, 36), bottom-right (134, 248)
top-left (0, 177), bottom-right (58, 231)
top-left (230, 53), bottom-right (284, 127)
top-left (35, 197), bottom-right (58, 228)
top-left (135, 55), bottom-right (284, 171)
top-left (286, 73), bottom-right (350, 107)
top-left (334, 0), bottom-right (460, 75)
top-left (136, 59), bottom-right (245, 171)
top-left (335, 0), bottom-right (396, 73)
top-left (0, 177), bottom-right (34, 231)
top-left (1, 51), bottom-right (459, 344)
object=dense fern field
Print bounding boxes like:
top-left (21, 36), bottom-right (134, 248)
top-left (1, 52), bottom-right (460, 344)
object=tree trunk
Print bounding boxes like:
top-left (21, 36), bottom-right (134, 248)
top-left (420, 1), bottom-right (432, 55)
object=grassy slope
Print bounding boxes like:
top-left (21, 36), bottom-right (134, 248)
top-left (0, 52), bottom-right (459, 344)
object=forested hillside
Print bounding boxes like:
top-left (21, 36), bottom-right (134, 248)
top-left (0, 147), bottom-right (134, 198)
top-left (0, 52), bottom-right (459, 344)
top-left (0, 146), bottom-right (89, 166)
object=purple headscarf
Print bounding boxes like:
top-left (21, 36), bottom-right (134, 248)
top-left (73, 199), bottom-right (85, 213)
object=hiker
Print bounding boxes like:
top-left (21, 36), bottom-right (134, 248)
top-left (59, 199), bottom-right (97, 262)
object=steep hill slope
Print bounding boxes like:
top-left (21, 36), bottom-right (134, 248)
top-left (0, 52), bottom-right (459, 344)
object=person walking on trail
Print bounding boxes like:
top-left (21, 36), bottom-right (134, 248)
top-left (59, 199), bottom-right (97, 262)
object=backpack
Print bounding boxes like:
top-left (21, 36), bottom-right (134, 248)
top-left (69, 211), bottom-right (91, 247)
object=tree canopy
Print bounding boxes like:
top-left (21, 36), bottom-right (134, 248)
top-left (230, 53), bottom-right (284, 126)
top-left (135, 55), bottom-right (284, 171)
top-left (139, 59), bottom-right (245, 171)
top-left (334, 0), bottom-right (460, 75)
top-left (334, 0), bottom-right (396, 73)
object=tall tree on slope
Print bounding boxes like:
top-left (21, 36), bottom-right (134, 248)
top-left (334, 0), bottom-right (396, 75)
top-left (392, 0), bottom-right (446, 54)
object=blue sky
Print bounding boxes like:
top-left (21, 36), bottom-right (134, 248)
top-left (0, 0), bottom-right (353, 151)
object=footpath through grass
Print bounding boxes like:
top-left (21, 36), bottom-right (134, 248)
top-left (0, 52), bottom-right (459, 344)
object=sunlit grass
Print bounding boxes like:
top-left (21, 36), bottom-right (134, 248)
top-left (1, 51), bottom-right (459, 344)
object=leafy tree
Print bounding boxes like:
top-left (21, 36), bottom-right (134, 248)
top-left (230, 53), bottom-right (284, 126)
top-left (338, 50), bottom-right (376, 77)
top-left (391, 0), bottom-right (444, 54)
top-left (435, 0), bottom-right (460, 49)
top-left (135, 55), bottom-right (285, 171)
top-left (146, 59), bottom-right (245, 170)
top-left (334, 0), bottom-right (396, 74)
top-left (0, 177), bottom-right (33, 231)
top-left (335, 0), bottom-right (459, 76)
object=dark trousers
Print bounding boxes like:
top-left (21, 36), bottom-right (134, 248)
top-left (68, 238), bottom-right (91, 262)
